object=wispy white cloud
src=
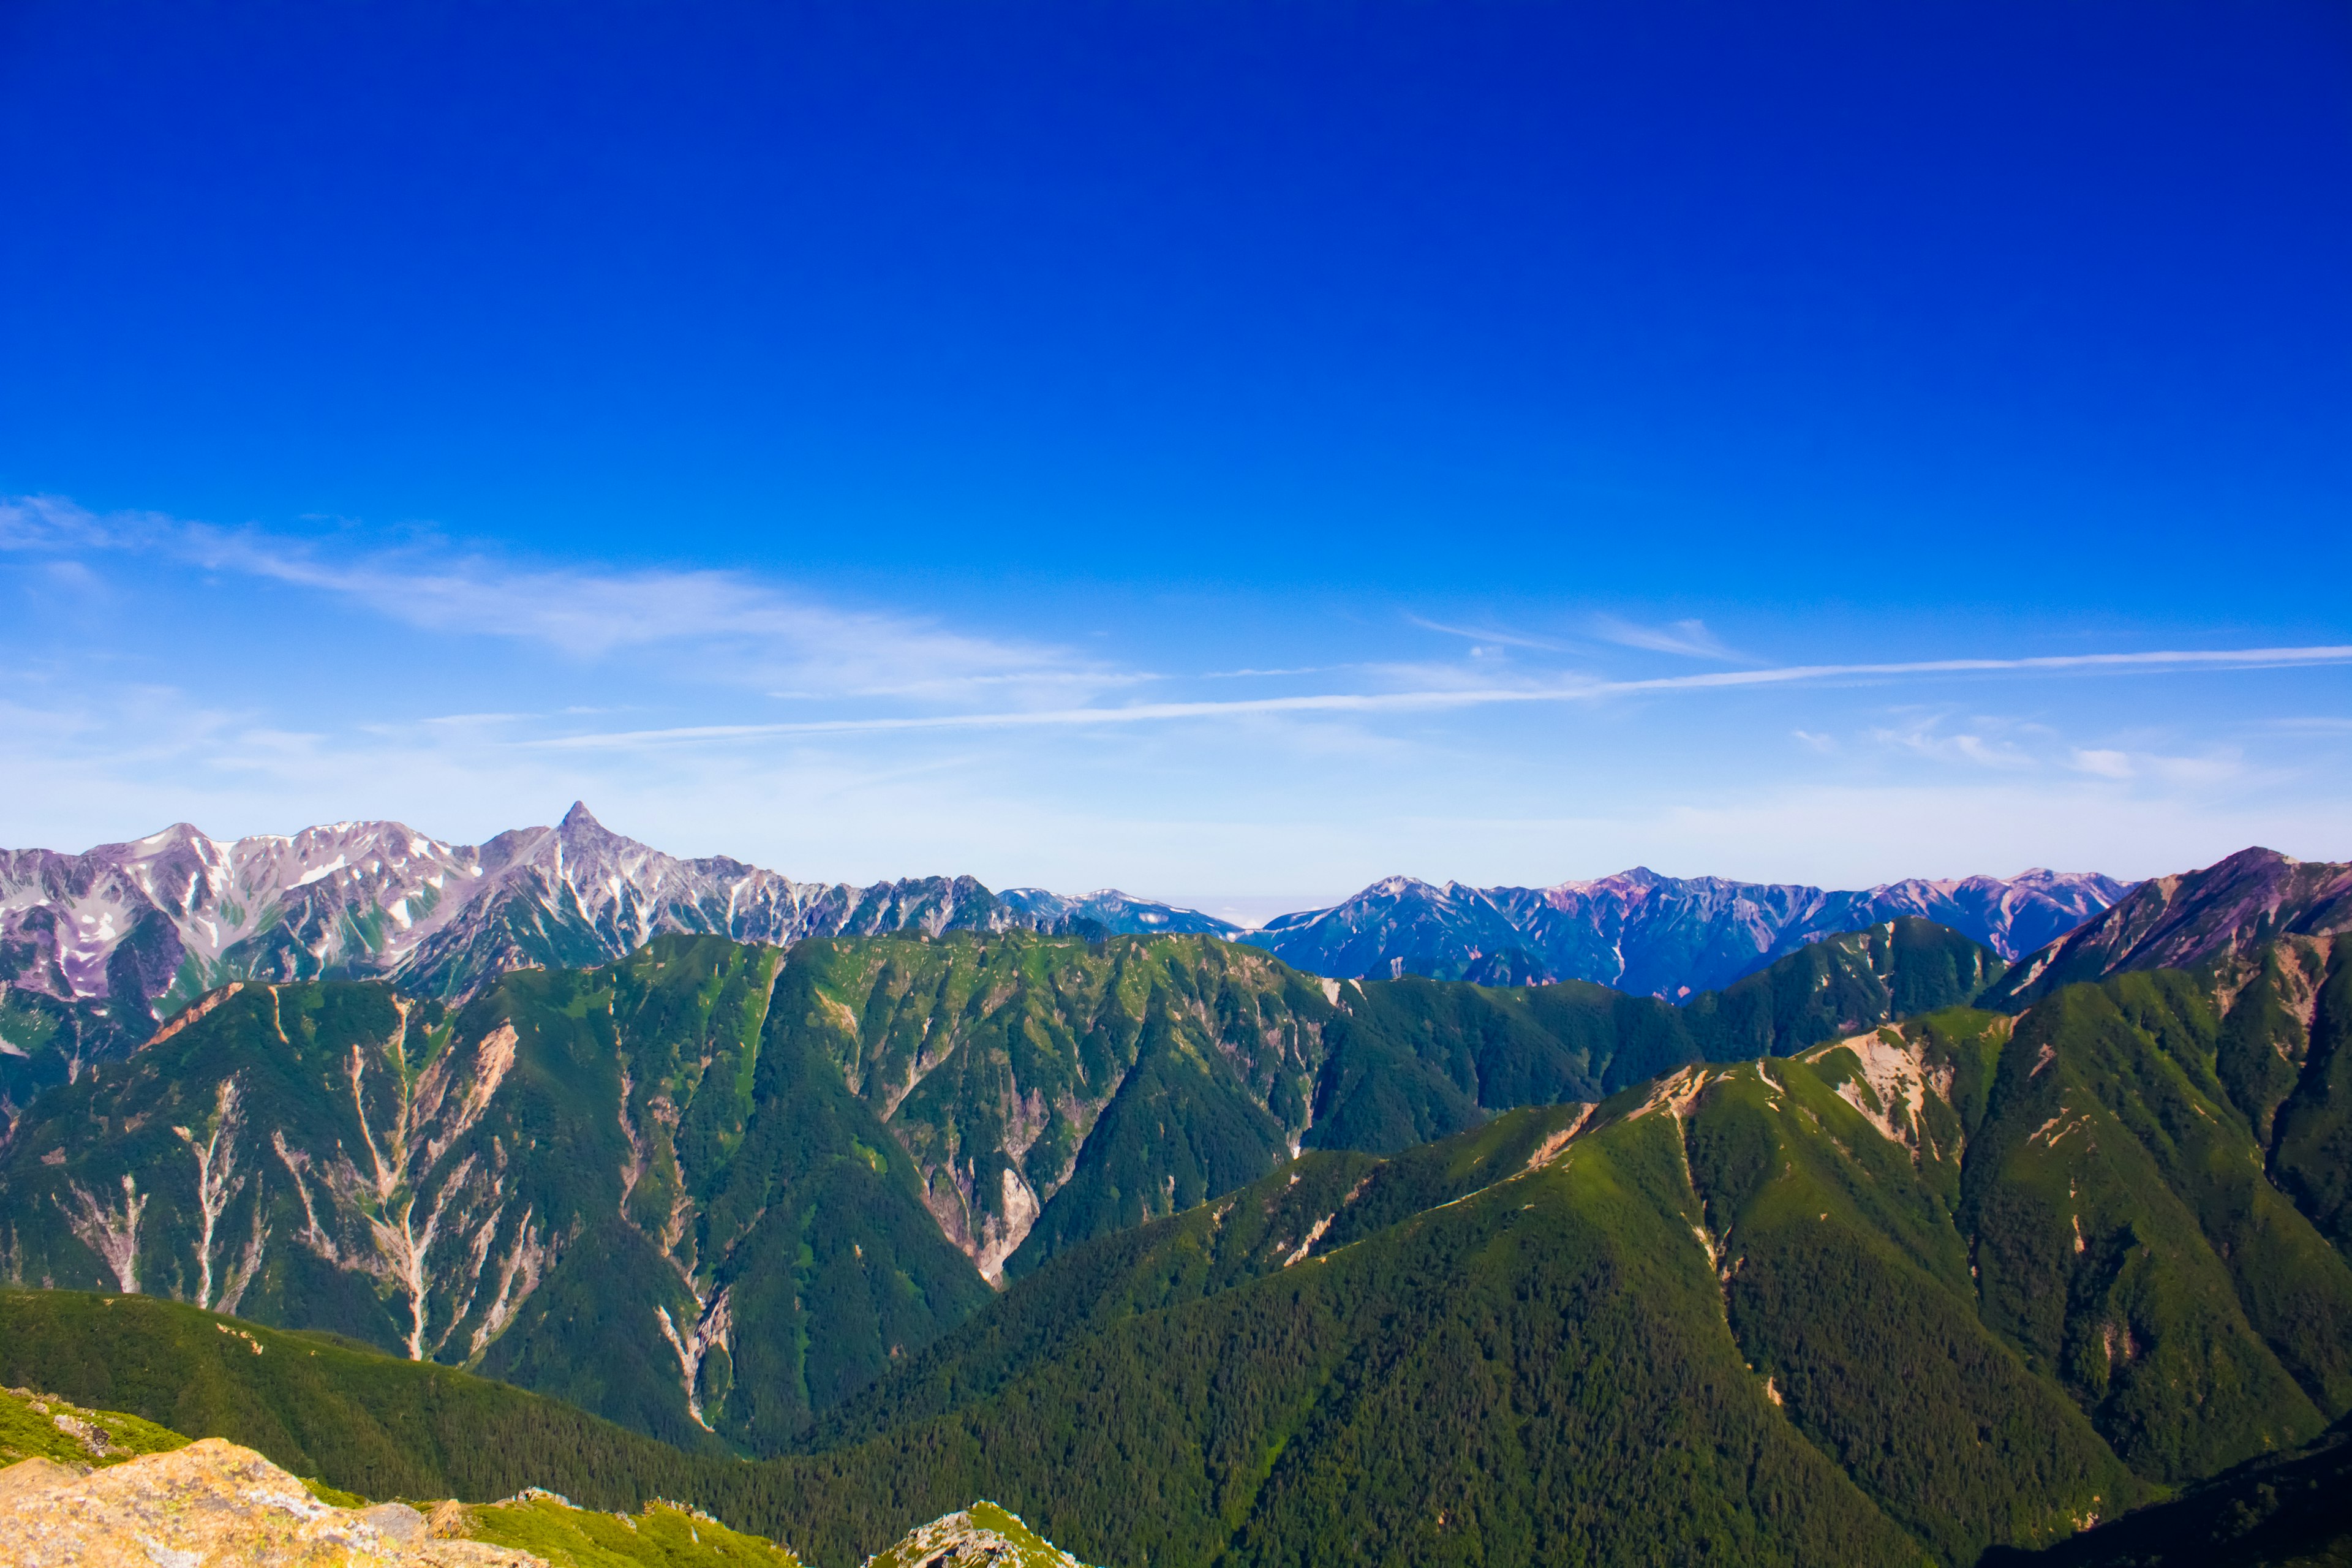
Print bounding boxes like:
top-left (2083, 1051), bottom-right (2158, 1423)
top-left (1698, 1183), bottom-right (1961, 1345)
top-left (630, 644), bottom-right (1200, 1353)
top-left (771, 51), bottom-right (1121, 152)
top-left (1590, 614), bottom-right (1747, 662)
top-left (2068, 746), bottom-right (2247, 786)
top-left (1869, 715), bottom-right (2038, 771)
top-left (521, 644), bottom-right (2352, 750)
top-left (1406, 616), bottom-right (1573, 653)
top-left (1, 493), bottom-right (1116, 706)
top-left (7, 491), bottom-right (2349, 891)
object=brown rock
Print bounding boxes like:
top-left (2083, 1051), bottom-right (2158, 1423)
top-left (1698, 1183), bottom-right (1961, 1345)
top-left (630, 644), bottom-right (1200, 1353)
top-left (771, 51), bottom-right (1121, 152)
top-left (0, 1457), bottom-right (84, 1504)
top-left (0, 1437), bottom-right (545, 1566)
top-left (428, 1499), bottom-right (476, 1539)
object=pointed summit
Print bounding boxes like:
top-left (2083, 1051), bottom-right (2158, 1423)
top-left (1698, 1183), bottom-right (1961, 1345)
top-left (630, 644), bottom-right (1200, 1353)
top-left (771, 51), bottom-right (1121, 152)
top-left (558, 800), bottom-right (601, 832)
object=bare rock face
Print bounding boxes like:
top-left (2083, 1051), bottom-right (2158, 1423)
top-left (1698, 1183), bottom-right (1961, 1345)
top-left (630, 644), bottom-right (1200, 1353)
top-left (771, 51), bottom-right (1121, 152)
top-left (0, 1438), bottom-right (543, 1566)
top-left (0, 1456), bottom-right (80, 1503)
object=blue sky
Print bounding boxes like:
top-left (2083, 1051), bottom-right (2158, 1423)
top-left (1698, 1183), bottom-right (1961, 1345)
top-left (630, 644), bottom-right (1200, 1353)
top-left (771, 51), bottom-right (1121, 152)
top-left (3, 0), bottom-right (2348, 919)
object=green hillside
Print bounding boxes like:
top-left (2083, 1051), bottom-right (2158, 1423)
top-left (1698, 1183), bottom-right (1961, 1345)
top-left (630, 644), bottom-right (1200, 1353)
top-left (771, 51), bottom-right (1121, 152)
top-left (788, 985), bottom-right (2352, 1566)
top-left (1302, 914), bottom-right (2005, 1156)
top-left (1, 1378), bottom-right (187, 1469)
top-left (0, 938), bottom-right (992, 1454)
top-left (0, 918), bottom-right (2006, 1455)
top-left (9, 947), bottom-right (2352, 1566)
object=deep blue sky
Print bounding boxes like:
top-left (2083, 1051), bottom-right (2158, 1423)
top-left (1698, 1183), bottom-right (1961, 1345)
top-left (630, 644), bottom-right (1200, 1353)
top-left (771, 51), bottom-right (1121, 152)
top-left (4, 0), bottom-right (2349, 914)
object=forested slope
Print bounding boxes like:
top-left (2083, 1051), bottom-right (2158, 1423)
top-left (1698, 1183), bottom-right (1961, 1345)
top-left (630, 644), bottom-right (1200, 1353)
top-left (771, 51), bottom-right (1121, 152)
top-left (0, 916), bottom-right (2007, 1453)
top-left (11, 953), bottom-right (2352, 1566)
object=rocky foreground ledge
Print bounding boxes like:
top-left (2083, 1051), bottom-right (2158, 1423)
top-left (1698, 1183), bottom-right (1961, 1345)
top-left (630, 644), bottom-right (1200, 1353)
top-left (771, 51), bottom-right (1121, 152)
top-left (0, 1381), bottom-right (1095, 1568)
top-left (0, 1439), bottom-right (535, 1566)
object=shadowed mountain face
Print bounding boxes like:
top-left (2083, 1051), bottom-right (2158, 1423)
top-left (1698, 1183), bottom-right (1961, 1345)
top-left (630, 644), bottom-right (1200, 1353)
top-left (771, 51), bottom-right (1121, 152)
top-left (1244, 864), bottom-right (2125, 995)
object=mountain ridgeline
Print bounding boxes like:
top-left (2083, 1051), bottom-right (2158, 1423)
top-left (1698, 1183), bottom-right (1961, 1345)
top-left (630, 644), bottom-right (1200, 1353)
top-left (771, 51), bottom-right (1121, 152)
top-left (0, 804), bottom-right (2124, 1117)
top-left (1241, 864), bottom-right (2124, 994)
top-left (0, 916), bottom-right (2005, 1454)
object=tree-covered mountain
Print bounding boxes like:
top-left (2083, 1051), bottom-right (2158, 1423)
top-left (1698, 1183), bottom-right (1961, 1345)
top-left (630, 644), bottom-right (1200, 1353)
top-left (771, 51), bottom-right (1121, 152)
top-left (1981, 847), bottom-right (2352, 1270)
top-left (784, 986), bottom-right (2352, 1566)
top-left (1292, 914), bottom-right (2005, 1156)
top-left (0, 916), bottom-right (2007, 1453)
top-left (9, 913), bottom-right (2352, 1565)
top-left (0, 937), bottom-right (1008, 1454)
top-left (1244, 864), bottom-right (2124, 994)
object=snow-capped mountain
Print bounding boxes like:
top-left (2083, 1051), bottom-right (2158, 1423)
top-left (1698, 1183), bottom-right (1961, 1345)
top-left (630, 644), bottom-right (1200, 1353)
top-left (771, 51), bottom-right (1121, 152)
top-left (1242, 864), bottom-right (2129, 997)
top-left (0, 804), bottom-right (1017, 1073)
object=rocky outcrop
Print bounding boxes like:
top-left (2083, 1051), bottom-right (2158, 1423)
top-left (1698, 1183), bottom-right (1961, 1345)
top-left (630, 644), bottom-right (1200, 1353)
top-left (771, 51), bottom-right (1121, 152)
top-left (863, 1502), bottom-right (1090, 1568)
top-left (0, 1438), bottom-right (541, 1566)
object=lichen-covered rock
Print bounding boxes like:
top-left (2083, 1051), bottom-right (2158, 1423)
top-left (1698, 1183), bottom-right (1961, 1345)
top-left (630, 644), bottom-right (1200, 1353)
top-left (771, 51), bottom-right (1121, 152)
top-left (0, 1438), bottom-right (543, 1566)
top-left (863, 1502), bottom-right (1090, 1568)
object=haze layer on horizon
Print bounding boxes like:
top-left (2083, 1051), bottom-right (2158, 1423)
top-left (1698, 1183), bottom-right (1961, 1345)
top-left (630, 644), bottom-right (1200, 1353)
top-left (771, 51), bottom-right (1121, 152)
top-left (2, 1), bottom-right (2348, 914)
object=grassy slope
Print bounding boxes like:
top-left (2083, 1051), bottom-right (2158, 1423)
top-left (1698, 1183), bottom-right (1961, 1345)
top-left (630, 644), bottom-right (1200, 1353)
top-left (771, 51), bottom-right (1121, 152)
top-left (0, 1381), bottom-right (187, 1468)
top-left (465, 1496), bottom-right (802, 1568)
top-left (0, 1289), bottom-right (736, 1509)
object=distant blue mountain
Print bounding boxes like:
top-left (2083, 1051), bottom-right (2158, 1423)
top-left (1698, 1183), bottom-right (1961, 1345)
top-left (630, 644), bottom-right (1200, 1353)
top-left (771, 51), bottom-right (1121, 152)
top-left (1240, 865), bottom-right (2127, 997)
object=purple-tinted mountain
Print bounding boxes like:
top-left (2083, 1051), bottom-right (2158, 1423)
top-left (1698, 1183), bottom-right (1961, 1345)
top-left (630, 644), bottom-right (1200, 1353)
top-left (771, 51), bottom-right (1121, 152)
top-left (1988, 846), bottom-right (2352, 1006)
top-left (1243, 865), bottom-right (2127, 997)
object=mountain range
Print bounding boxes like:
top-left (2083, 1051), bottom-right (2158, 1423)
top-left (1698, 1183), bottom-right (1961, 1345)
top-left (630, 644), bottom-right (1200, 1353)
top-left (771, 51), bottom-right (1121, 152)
top-left (1238, 863), bottom-right (2128, 993)
top-left (0, 804), bottom-right (2125, 1114)
top-left (0, 842), bottom-right (2347, 1562)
